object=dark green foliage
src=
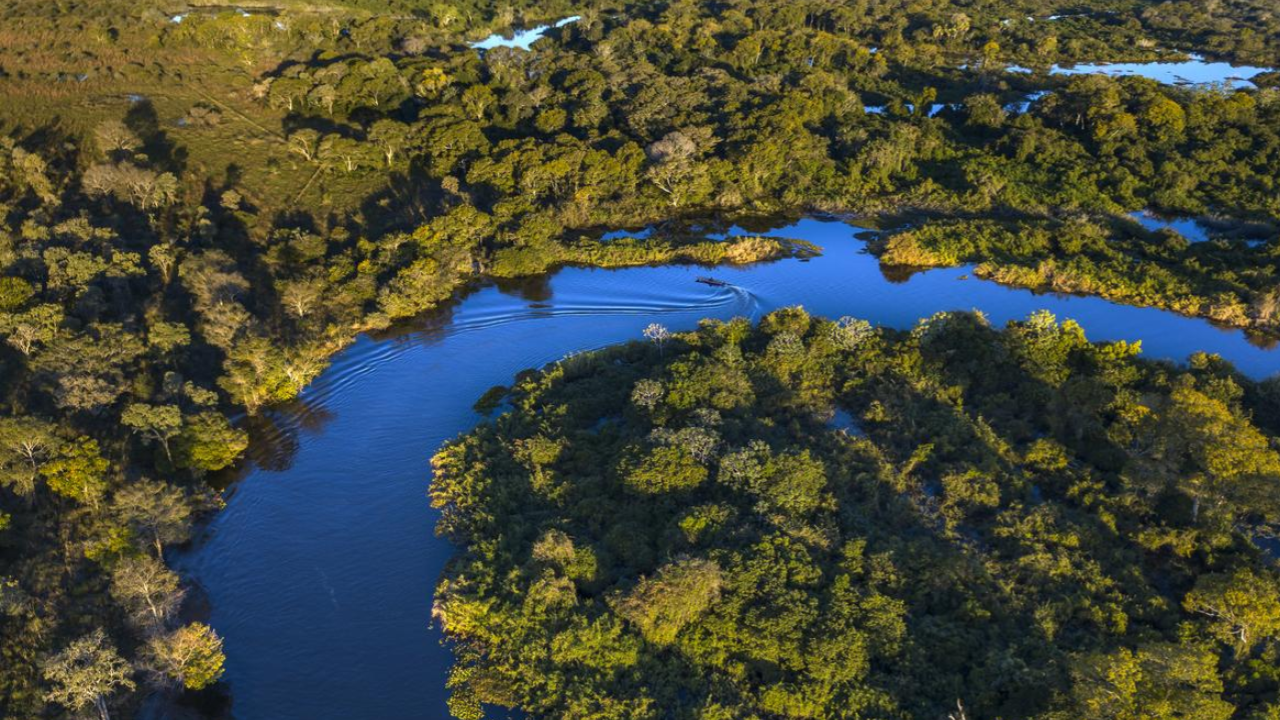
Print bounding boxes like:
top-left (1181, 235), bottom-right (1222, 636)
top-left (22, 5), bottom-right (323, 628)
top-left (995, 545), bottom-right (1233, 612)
top-left (433, 308), bottom-right (1280, 720)
top-left (0, 0), bottom-right (1279, 714)
top-left (876, 215), bottom-right (1279, 332)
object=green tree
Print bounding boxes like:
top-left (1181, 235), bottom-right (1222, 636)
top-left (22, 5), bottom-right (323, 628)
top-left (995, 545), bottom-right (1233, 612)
top-left (287, 129), bottom-right (321, 162)
top-left (121, 404), bottom-right (183, 464)
top-left (352, 58), bottom-right (405, 108)
top-left (368, 119), bottom-right (410, 168)
top-left (611, 558), bottom-right (723, 644)
top-left (0, 276), bottom-right (34, 311)
top-left (460, 85), bottom-right (497, 121)
top-left (43, 438), bottom-right (110, 509)
top-left (173, 412), bottom-right (248, 473)
top-left (109, 554), bottom-right (184, 631)
top-left (1143, 95), bottom-right (1186, 143)
top-left (92, 120), bottom-right (141, 158)
top-left (144, 623), bottom-right (225, 690)
top-left (111, 479), bottom-right (193, 558)
top-left (0, 417), bottom-right (61, 498)
top-left (1062, 643), bottom-right (1233, 720)
top-left (43, 629), bottom-right (135, 720)
top-left (1184, 569), bottom-right (1280, 652)
top-left (622, 446), bottom-right (708, 494)
top-left (1142, 383), bottom-right (1280, 522)
top-left (0, 303), bottom-right (63, 355)
top-left (146, 320), bottom-right (190, 354)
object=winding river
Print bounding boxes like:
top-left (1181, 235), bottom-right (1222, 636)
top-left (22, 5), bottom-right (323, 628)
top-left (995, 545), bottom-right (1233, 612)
top-left (176, 217), bottom-right (1278, 719)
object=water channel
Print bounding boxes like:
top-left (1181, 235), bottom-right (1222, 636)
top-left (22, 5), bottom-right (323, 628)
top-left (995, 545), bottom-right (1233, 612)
top-left (176, 216), bottom-right (1279, 720)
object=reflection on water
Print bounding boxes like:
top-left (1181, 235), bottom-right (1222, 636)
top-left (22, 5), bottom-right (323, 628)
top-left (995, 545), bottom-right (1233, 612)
top-left (236, 401), bottom-right (337, 476)
top-left (1051, 56), bottom-right (1271, 88)
top-left (177, 217), bottom-right (1280, 720)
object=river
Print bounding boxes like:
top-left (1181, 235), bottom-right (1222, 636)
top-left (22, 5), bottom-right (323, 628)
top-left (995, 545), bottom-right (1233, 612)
top-left (175, 217), bottom-right (1278, 719)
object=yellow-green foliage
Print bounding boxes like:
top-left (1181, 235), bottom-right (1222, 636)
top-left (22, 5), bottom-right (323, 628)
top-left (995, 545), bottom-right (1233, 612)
top-left (488, 236), bottom-right (807, 278)
top-left (433, 308), bottom-right (1280, 720)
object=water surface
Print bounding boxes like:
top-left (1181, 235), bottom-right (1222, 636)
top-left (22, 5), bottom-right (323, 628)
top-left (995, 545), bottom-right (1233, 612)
top-left (179, 217), bottom-right (1279, 720)
top-left (1129, 211), bottom-right (1275, 246)
top-left (471, 16), bottom-right (580, 51)
top-left (601, 226), bottom-right (654, 241)
top-left (1007, 55), bottom-right (1273, 88)
top-left (1129, 211), bottom-right (1213, 242)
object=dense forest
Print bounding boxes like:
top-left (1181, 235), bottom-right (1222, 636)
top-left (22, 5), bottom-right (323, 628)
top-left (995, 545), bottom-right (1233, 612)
top-left (433, 308), bottom-right (1280, 720)
top-left (0, 0), bottom-right (1277, 716)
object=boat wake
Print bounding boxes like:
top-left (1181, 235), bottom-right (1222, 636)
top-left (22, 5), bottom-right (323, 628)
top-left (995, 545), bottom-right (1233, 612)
top-left (443, 284), bottom-right (757, 336)
top-left (264, 279), bottom-right (761, 446)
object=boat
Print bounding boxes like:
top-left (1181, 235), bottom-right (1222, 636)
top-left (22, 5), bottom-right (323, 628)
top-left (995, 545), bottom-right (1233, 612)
top-left (695, 276), bottom-right (728, 287)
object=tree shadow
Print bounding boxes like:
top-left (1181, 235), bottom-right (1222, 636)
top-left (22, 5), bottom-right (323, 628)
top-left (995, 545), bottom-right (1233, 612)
top-left (357, 168), bottom-right (444, 236)
top-left (125, 99), bottom-right (187, 176)
top-left (494, 274), bottom-right (552, 302)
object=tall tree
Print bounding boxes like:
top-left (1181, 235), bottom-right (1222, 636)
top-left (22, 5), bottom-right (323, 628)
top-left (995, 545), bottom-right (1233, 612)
top-left (0, 417), bottom-right (61, 498)
top-left (144, 623), bottom-right (226, 691)
top-left (109, 555), bottom-right (185, 633)
top-left (43, 630), bottom-right (135, 720)
top-left (111, 479), bottom-right (193, 558)
top-left (121, 404), bottom-right (183, 464)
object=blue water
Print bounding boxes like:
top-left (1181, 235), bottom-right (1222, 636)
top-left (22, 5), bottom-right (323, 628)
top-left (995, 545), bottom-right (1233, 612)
top-left (874, 58), bottom-right (1260, 117)
top-left (1129, 211), bottom-right (1274, 246)
top-left (1006, 55), bottom-right (1272, 88)
top-left (828, 408), bottom-right (863, 435)
top-left (1051, 55), bottom-right (1271, 88)
top-left (863, 103), bottom-right (954, 117)
top-left (178, 217), bottom-right (1279, 720)
top-left (1004, 90), bottom-right (1050, 114)
top-left (1129, 211), bottom-right (1213, 243)
top-left (601, 226), bottom-right (654, 241)
top-left (470, 16), bottom-right (580, 51)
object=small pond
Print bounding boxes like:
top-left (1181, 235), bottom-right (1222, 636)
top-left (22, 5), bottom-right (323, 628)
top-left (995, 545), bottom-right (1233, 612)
top-left (600, 226), bottom-right (655, 241)
top-left (470, 16), bottom-right (580, 51)
top-left (1129, 211), bottom-right (1214, 243)
top-left (1007, 54), bottom-right (1273, 89)
top-left (1129, 211), bottom-right (1274, 246)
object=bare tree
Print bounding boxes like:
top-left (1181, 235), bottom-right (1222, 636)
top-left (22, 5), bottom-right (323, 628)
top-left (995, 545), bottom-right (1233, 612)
top-left (643, 323), bottom-right (670, 355)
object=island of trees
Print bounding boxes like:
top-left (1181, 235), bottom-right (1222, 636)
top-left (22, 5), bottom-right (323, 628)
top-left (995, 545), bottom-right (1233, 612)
top-left (433, 308), bottom-right (1280, 720)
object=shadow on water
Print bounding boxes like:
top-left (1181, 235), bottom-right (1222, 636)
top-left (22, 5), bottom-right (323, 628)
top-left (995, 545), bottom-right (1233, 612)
top-left (493, 274), bottom-right (553, 303)
top-left (878, 262), bottom-right (927, 284)
top-left (239, 399), bottom-right (338, 475)
top-left (176, 215), bottom-right (1280, 720)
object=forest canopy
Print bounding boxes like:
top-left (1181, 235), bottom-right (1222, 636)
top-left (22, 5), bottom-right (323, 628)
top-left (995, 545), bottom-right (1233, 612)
top-left (432, 308), bottom-right (1280, 720)
top-left (0, 0), bottom-right (1278, 715)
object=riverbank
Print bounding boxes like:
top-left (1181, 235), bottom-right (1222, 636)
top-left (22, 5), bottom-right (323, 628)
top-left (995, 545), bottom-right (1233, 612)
top-left (178, 214), bottom-right (1279, 718)
top-left (429, 305), bottom-right (1280, 720)
top-left (870, 214), bottom-right (1278, 340)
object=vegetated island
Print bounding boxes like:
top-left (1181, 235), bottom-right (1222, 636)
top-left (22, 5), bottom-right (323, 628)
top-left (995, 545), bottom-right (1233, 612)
top-left (432, 308), bottom-right (1280, 720)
